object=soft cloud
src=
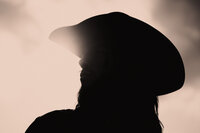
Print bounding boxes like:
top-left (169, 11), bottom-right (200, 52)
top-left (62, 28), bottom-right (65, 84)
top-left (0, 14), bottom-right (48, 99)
top-left (0, 0), bottom-right (41, 52)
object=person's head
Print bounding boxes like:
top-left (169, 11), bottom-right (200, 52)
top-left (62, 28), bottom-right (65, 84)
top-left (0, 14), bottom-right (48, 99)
top-left (49, 12), bottom-right (185, 96)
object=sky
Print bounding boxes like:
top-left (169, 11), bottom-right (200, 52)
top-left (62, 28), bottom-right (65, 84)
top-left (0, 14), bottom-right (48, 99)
top-left (0, 0), bottom-right (199, 133)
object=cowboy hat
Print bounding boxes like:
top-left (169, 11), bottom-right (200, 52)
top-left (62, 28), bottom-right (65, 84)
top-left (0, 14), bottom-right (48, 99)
top-left (49, 12), bottom-right (185, 95)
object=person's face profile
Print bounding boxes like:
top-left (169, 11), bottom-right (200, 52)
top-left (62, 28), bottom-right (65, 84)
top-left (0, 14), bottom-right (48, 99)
top-left (79, 49), bottom-right (110, 87)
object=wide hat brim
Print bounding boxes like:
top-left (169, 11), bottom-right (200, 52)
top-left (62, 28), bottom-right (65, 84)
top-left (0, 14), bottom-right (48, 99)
top-left (49, 12), bottom-right (185, 96)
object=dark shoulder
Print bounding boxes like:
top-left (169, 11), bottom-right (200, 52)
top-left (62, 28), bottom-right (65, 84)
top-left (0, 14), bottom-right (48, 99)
top-left (39, 109), bottom-right (74, 121)
top-left (25, 109), bottom-right (77, 133)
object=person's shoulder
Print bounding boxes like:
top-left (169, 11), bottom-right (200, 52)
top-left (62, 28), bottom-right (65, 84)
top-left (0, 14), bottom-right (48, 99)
top-left (40, 109), bottom-right (74, 120)
top-left (25, 109), bottom-right (77, 133)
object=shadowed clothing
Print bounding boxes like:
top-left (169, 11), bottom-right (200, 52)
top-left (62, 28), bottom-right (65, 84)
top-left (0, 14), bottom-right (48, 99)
top-left (26, 78), bottom-right (162, 133)
top-left (26, 99), bottom-right (162, 133)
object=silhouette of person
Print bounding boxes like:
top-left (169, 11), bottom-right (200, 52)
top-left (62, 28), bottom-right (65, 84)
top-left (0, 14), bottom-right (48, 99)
top-left (25, 12), bottom-right (185, 133)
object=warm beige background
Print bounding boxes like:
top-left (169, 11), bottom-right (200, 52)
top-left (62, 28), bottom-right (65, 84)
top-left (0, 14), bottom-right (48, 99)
top-left (0, 0), bottom-right (199, 133)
